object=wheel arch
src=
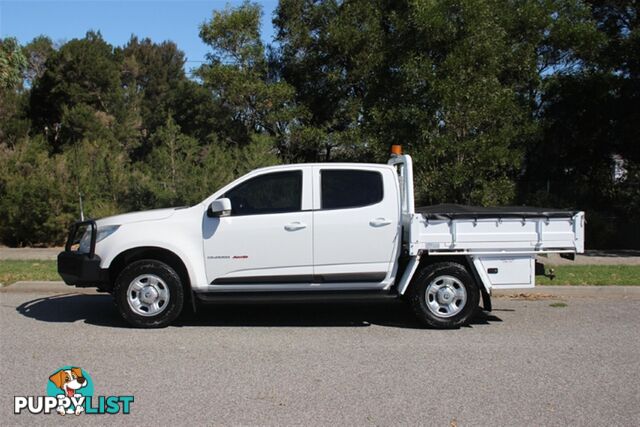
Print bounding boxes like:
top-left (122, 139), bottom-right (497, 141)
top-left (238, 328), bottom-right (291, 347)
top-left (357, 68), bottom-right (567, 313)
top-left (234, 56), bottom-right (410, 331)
top-left (108, 247), bottom-right (192, 296)
top-left (404, 254), bottom-right (491, 310)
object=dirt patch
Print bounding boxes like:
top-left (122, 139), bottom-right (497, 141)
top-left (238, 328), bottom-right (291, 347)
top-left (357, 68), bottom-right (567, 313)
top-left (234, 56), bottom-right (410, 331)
top-left (495, 292), bottom-right (560, 301)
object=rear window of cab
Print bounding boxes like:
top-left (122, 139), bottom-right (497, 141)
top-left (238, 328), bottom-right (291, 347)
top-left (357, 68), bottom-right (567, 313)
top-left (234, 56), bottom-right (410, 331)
top-left (320, 170), bottom-right (383, 209)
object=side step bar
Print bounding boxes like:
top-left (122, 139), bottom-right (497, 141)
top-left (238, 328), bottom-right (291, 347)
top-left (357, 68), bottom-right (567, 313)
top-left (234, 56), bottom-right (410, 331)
top-left (194, 290), bottom-right (399, 304)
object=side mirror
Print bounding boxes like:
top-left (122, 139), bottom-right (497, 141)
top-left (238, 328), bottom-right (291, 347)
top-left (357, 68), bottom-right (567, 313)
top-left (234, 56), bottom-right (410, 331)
top-left (208, 198), bottom-right (232, 217)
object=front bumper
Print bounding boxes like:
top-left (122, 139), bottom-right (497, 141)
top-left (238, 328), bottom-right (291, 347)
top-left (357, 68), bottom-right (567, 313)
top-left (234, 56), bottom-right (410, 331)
top-left (57, 251), bottom-right (109, 288)
top-left (57, 219), bottom-right (110, 289)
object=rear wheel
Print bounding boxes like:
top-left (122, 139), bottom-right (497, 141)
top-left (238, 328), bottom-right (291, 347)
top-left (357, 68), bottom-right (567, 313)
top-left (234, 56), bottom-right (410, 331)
top-left (114, 260), bottom-right (184, 328)
top-left (409, 262), bottom-right (479, 329)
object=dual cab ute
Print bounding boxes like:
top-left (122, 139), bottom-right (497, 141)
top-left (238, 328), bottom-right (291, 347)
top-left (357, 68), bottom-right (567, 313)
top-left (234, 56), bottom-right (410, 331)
top-left (58, 147), bottom-right (585, 328)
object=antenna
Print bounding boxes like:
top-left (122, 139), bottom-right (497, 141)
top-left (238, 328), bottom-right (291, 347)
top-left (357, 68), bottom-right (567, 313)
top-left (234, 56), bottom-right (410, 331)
top-left (79, 192), bottom-right (85, 221)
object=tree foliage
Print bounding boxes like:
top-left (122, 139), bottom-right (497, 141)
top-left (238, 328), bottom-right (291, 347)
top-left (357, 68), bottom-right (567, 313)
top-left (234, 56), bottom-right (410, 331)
top-left (0, 37), bottom-right (27, 90)
top-left (0, 1), bottom-right (637, 247)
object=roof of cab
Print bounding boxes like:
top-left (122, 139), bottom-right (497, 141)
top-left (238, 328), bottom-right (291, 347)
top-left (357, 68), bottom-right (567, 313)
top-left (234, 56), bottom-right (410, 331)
top-left (250, 162), bottom-right (394, 174)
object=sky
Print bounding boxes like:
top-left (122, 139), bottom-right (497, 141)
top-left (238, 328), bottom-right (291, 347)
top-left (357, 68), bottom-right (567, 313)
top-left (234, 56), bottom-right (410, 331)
top-left (0, 0), bottom-right (279, 73)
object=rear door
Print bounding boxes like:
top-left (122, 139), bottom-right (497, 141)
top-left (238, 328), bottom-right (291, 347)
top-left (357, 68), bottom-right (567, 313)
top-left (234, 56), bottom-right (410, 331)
top-left (312, 166), bottom-right (400, 285)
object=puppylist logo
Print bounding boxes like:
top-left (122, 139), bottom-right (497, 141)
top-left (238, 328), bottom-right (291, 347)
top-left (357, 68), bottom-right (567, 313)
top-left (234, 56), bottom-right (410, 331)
top-left (14, 366), bottom-right (134, 415)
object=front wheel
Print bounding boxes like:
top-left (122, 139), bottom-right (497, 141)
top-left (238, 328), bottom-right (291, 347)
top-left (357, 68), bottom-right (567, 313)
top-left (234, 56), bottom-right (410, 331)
top-left (409, 262), bottom-right (479, 329)
top-left (114, 260), bottom-right (184, 328)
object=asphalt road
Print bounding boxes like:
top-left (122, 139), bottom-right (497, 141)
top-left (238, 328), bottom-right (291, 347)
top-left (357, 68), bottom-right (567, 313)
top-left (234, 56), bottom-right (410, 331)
top-left (1, 283), bottom-right (639, 426)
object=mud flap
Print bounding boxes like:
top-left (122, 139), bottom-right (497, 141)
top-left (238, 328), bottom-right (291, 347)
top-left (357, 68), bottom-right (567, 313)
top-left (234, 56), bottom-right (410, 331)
top-left (480, 287), bottom-right (492, 312)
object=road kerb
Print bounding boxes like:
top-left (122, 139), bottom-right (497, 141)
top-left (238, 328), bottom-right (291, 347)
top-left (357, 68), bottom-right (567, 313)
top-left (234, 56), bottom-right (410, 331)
top-left (0, 281), bottom-right (98, 294)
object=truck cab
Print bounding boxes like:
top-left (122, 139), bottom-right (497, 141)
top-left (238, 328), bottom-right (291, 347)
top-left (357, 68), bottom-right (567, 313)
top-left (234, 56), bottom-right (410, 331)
top-left (202, 163), bottom-right (401, 290)
top-left (58, 149), bottom-right (584, 328)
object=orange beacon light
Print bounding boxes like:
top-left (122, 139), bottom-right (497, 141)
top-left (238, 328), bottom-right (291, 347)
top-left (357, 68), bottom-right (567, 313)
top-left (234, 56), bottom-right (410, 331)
top-left (390, 144), bottom-right (403, 156)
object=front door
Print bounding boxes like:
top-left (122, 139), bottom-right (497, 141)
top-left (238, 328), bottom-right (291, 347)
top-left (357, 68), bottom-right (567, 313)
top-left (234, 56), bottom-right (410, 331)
top-left (203, 169), bottom-right (313, 285)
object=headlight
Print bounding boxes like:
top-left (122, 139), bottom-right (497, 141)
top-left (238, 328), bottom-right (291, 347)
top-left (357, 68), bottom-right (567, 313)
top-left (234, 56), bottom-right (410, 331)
top-left (78, 225), bottom-right (120, 253)
top-left (96, 225), bottom-right (120, 243)
top-left (78, 229), bottom-right (92, 253)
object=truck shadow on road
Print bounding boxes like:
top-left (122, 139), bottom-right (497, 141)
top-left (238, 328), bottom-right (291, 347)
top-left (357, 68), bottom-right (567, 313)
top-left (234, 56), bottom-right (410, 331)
top-left (16, 293), bottom-right (502, 329)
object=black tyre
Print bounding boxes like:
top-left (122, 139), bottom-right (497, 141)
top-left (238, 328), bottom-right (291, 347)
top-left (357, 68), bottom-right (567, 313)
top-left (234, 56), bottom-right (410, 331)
top-left (113, 259), bottom-right (184, 328)
top-left (408, 262), bottom-right (479, 329)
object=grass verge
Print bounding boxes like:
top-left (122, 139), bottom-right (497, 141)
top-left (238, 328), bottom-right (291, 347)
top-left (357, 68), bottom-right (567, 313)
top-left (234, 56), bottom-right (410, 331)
top-left (0, 260), bottom-right (59, 285)
top-left (537, 265), bottom-right (640, 286)
top-left (0, 260), bottom-right (639, 286)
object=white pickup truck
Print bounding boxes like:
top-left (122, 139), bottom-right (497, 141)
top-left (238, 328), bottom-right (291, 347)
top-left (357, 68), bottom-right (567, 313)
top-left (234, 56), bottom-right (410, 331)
top-left (58, 148), bottom-right (585, 328)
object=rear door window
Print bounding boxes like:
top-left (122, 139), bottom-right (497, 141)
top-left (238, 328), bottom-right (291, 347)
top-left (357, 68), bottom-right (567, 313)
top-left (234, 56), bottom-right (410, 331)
top-left (321, 170), bottom-right (383, 210)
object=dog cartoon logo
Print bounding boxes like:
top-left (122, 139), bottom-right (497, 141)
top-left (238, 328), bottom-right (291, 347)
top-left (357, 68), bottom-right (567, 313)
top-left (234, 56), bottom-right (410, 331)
top-left (14, 366), bottom-right (133, 415)
top-left (48, 367), bottom-right (88, 415)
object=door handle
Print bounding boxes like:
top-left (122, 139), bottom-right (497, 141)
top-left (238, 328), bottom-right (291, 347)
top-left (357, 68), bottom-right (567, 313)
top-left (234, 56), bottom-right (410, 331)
top-left (370, 218), bottom-right (392, 227)
top-left (284, 221), bottom-right (307, 231)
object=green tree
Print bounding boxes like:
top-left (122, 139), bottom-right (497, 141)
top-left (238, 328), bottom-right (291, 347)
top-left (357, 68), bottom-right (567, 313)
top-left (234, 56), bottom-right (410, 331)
top-left (169, 79), bottom-right (231, 143)
top-left (274, 0), bottom-right (603, 205)
top-left (522, 1), bottom-right (639, 246)
top-left (22, 35), bottom-right (54, 87)
top-left (0, 37), bottom-right (26, 90)
top-left (0, 136), bottom-right (75, 245)
top-left (275, 0), bottom-right (382, 161)
top-left (391, 0), bottom-right (534, 205)
top-left (120, 37), bottom-right (187, 138)
top-left (198, 1), bottom-right (301, 159)
top-left (1, 0), bottom-right (637, 248)
top-left (64, 137), bottom-right (132, 219)
top-left (0, 37), bottom-right (29, 146)
top-left (144, 116), bottom-right (282, 207)
top-left (146, 116), bottom-right (202, 206)
top-left (29, 31), bottom-right (122, 148)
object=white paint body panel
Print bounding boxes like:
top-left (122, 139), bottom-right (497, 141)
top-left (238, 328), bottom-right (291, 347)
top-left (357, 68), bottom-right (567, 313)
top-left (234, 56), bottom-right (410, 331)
top-left (203, 211), bottom-right (313, 282)
top-left (406, 214), bottom-right (585, 255)
top-left (202, 166), bottom-right (313, 284)
top-left (87, 155), bottom-right (584, 295)
top-left (473, 256), bottom-right (535, 289)
top-left (96, 205), bottom-right (209, 291)
top-left (311, 165), bottom-right (401, 288)
top-left (388, 154), bottom-right (585, 295)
